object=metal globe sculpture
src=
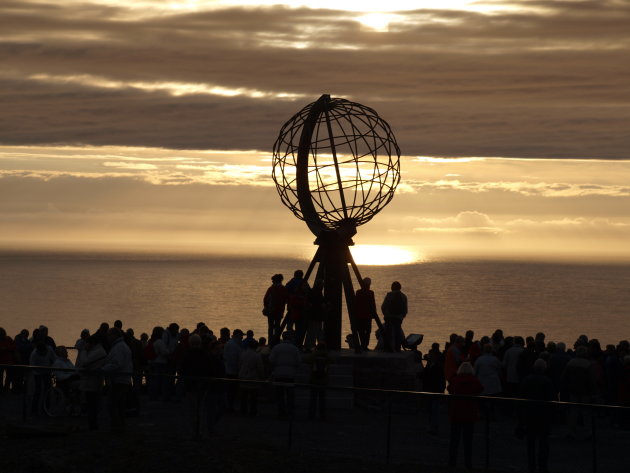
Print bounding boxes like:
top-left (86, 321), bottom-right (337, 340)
top-left (271, 94), bottom-right (401, 350)
top-left (272, 94), bottom-right (401, 237)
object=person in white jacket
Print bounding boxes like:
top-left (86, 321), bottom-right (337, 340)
top-left (77, 335), bottom-right (107, 430)
top-left (101, 328), bottom-right (132, 431)
top-left (269, 331), bottom-right (301, 418)
top-left (474, 344), bottom-right (503, 395)
top-left (239, 339), bottom-right (264, 416)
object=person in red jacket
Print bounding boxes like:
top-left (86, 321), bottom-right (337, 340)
top-left (445, 336), bottom-right (464, 385)
top-left (447, 361), bottom-right (484, 471)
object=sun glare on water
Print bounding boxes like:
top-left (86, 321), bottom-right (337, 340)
top-left (350, 245), bottom-right (418, 265)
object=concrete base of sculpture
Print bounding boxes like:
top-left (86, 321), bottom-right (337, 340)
top-left (296, 349), bottom-right (422, 410)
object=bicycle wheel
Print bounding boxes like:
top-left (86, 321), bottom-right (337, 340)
top-left (44, 386), bottom-right (70, 417)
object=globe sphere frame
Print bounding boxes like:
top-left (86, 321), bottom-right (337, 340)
top-left (272, 94), bottom-right (401, 237)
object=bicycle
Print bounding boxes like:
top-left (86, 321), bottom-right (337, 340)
top-left (44, 376), bottom-right (80, 417)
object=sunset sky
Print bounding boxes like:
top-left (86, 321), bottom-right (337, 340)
top-left (1, 0), bottom-right (629, 262)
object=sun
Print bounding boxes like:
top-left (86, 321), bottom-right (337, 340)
top-left (350, 245), bottom-right (418, 265)
top-left (357, 13), bottom-right (396, 32)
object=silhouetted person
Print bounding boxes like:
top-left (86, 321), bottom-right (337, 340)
top-left (35, 325), bottom-right (56, 350)
top-left (498, 335), bottom-right (514, 362)
top-left (423, 342), bottom-right (446, 434)
top-left (381, 281), bottom-right (408, 352)
top-left (288, 280), bottom-right (310, 349)
top-left (241, 329), bottom-right (255, 348)
top-left (355, 277), bottom-right (377, 351)
top-left (270, 330), bottom-right (301, 418)
top-left (223, 329), bottom-right (243, 412)
top-left (520, 359), bottom-right (555, 473)
top-left (13, 329), bottom-right (32, 392)
top-left (29, 340), bottom-right (55, 415)
top-left (180, 334), bottom-right (214, 438)
top-left (560, 346), bottom-right (597, 440)
top-left (263, 274), bottom-right (288, 345)
top-left (101, 327), bottom-right (133, 432)
top-left (76, 335), bottom-right (107, 430)
top-left (467, 330), bottom-right (484, 364)
top-left (285, 270), bottom-right (307, 330)
top-left (0, 328), bottom-right (17, 391)
top-left (125, 328), bottom-right (144, 412)
top-left (474, 343), bottom-right (503, 396)
top-left (534, 332), bottom-right (546, 354)
top-left (161, 322), bottom-right (180, 401)
top-left (306, 341), bottom-right (332, 420)
top-left (447, 362), bottom-right (483, 471)
top-left (218, 327), bottom-right (230, 345)
top-left (52, 346), bottom-right (79, 398)
top-left (239, 339), bottom-right (264, 416)
top-left (491, 329), bottom-right (504, 358)
top-left (518, 337), bottom-right (538, 380)
top-left (548, 341), bottom-right (571, 397)
top-left (94, 322), bottom-right (110, 352)
top-left (206, 341), bottom-right (227, 434)
top-left (617, 355), bottom-right (630, 427)
top-left (503, 336), bottom-right (525, 397)
top-left (445, 336), bottom-right (464, 385)
top-left (75, 328), bottom-right (90, 352)
top-left (146, 326), bottom-right (167, 400)
top-left (304, 279), bottom-right (326, 351)
top-left (462, 330), bottom-right (473, 355)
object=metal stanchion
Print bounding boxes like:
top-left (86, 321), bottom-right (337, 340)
top-left (287, 385), bottom-right (294, 451)
top-left (591, 407), bottom-right (597, 473)
top-left (386, 392), bottom-right (392, 464)
top-left (194, 392), bottom-right (201, 439)
top-left (21, 368), bottom-right (28, 423)
top-left (485, 400), bottom-right (491, 472)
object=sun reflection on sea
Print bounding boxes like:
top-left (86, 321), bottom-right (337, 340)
top-left (350, 245), bottom-right (419, 265)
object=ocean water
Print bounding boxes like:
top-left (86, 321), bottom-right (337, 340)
top-left (1, 251), bottom-right (629, 349)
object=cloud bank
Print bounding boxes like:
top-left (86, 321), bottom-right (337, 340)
top-left (1, 0), bottom-right (629, 158)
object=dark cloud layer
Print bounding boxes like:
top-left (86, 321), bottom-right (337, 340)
top-left (1, 1), bottom-right (629, 158)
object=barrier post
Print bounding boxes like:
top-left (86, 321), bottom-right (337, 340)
top-left (194, 392), bottom-right (201, 439)
top-left (591, 407), bottom-right (597, 473)
top-left (485, 400), bottom-right (490, 472)
top-left (21, 368), bottom-right (28, 423)
top-left (287, 386), bottom-right (294, 451)
top-left (386, 392), bottom-right (392, 464)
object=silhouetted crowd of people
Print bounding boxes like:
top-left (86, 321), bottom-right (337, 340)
top-left (0, 316), bottom-right (333, 435)
top-left (420, 329), bottom-right (630, 472)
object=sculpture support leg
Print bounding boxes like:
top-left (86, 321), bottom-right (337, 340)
top-left (293, 233), bottom-right (380, 351)
top-left (323, 245), bottom-right (343, 350)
